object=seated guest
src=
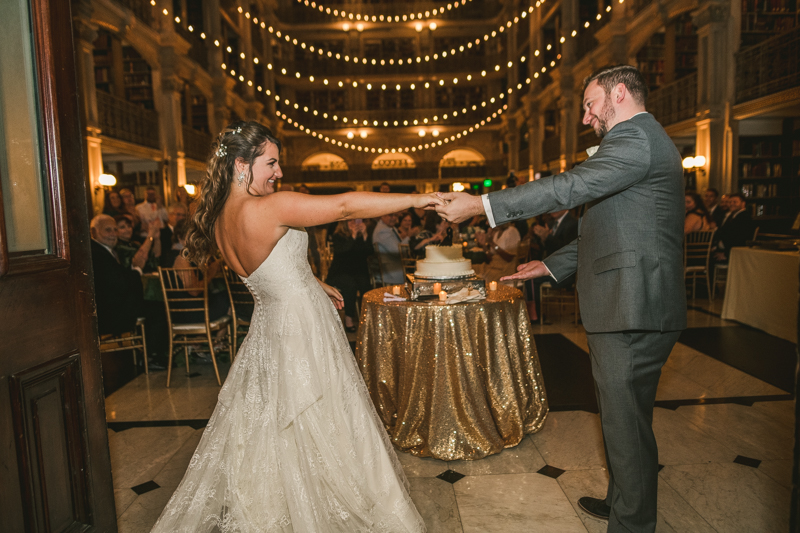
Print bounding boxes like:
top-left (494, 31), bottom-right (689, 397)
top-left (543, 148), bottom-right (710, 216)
top-left (685, 193), bottom-right (715, 233)
top-left (715, 193), bottom-right (754, 261)
top-left (90, 214), bottom-right (145, 336)
top-left (325, 219), bottom-right (373, 332)
top-left (411, 212), bottom-right (449, 258)
top-left (477, 221), bottom-right (521, 284)
top-left (397, 212), bottom-right (421, 242)
top-left (529, 209), bottom-right (579, 320)
top-left (379, 182), bottom-right (391, 193)
top-left (118, 188), bottom-right (141, 232)
top-left (135, 186), bottom-right (168, 238)
top-left (115, 214), bottom-right (161, 272)
top-left (160, 203), bottom-right (187, 267)
top-left (103, 190), bottom-right (124, 217)
top-left (372, 212), bottom-right (405, 284)
top-left (703, 187), bottom-right (726, 228)
top-left (171, 221), bottom-right (228, 324)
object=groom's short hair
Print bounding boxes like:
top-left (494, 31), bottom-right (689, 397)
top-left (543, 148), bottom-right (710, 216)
top-left (584, 65), bottom-right (648, 106)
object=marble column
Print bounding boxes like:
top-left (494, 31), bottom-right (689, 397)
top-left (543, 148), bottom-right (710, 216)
top-left (693, 0), bottom-right (737, 194)
top-left (73, 9), bottom-right (105, 215)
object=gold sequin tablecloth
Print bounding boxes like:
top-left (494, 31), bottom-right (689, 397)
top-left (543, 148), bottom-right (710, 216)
top-left (355, 285), bottom-right (548, 460)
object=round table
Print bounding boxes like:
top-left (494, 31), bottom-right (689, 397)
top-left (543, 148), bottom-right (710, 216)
top-left (355, 285), bottom-right (548, 460)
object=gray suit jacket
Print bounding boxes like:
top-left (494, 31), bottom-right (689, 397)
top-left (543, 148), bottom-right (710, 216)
top-left (489, 113), bottom-right (686, 333)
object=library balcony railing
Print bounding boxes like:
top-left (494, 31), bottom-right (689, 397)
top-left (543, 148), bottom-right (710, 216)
top-left (176, 24), bottom-right (209, 71)
top-left (300, 169), bottom-right (350, 183)
top-left (372, 167), bottom-right (419, 181)
top-left (115, 0), bottom-right (155, 26)
top-left (647, 72), bottom-right (697, 127)
top-left (280, 107), bottom-right (500, 129)
top-left (542, 135), bottom-right (560, 161)
top-left (628, 0), bottom-right (655, 17)
top-left (441, 164), bottom-right (486, 179)
top-left (182, 125), bottom-right (212, 162)
top-left (97, 91), bottom-right (160, 149)
top-left (736, 26), bottom-right (800, 103)
top-left (576, 126), bottom-right (598, 154)
top-left (281, 53), bottom-right (507, 78)
top-left (275, 0), bottom-right (502, 24)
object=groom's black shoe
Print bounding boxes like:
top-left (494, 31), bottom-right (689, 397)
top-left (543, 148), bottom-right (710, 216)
top-left (578, 497), bottom-right (610, 520)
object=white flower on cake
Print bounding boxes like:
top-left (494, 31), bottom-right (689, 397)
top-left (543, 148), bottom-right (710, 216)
top-left (414, 245), bottom-right (474, 279)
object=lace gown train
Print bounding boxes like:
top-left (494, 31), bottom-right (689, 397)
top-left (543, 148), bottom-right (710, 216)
top-left (151, 228), bottom-right (425, 532)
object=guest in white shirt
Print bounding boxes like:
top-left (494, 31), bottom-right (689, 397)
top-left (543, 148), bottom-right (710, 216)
top-left (135, 186), bottom-right (169, 237)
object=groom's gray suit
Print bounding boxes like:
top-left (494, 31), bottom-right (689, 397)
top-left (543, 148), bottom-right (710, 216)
top-left (488, 112), bottom-right (686, 532)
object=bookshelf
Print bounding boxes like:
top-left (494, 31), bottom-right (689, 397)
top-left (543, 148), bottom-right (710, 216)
top-left (637, 32), bottom-right (666, 91)
top-left (123, 46), bottom-right (154, 110)
top-left (93, 33), bottom-right (112, 94)
top-left (674, 14), bottom-right (698, 80)
top-left (741, 0), bottom-right (799, 48)
top-left (738, 118), bottom-right (800, 229)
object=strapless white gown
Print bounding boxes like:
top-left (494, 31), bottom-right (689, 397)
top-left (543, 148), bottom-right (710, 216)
top-left (151, 228), bottom-right (425, 532)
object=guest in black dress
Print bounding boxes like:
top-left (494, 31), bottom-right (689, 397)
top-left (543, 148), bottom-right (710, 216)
top-left (324, 219), bottom-right (373, 331)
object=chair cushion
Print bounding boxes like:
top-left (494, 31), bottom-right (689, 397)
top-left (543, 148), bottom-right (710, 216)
top-left (172, 315), bottom-right (232, 334)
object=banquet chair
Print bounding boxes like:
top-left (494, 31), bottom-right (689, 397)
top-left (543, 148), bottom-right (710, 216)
top-left (398, 243), bottom-right (416, 278)
top-left (713, 226), bottom-right (759, 299)
top-left (98, 317), bottom-right (148, 374)
top-left (366, 255), bottom-right (385, 289)
top-left (539, 282), bottom-right (580, 325)
top-left (508, 238), bottom-right (531, 289)
top-left (684, 229), bottom-right (716, 300)
top-left (158, 266), bottom-right (232, 387)
top-left (223, 265), bottom-right (255, 360)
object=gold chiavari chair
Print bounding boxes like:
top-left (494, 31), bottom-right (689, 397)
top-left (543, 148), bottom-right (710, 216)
top-left (223, 265), bottom-right (255, 359)
top-left (398, 243), bottom-right (416, 279)
top-left (158, 266), bottom-right (232, 387)
top-left (684, 229), bottom-right (716, 300)
top-left (99, 317), bottom-right (148, 373)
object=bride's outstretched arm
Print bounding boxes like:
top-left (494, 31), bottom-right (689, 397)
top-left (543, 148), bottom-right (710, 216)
top-left (263, 191), bottom-right (444, 229)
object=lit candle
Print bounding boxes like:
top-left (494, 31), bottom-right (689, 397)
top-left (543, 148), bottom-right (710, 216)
top-left (462, 241), bottom-right (468, 247)
top-left (392, 285), bottom-right (401, 295)
top-left (489, 281), bottom-right (497, 291)
top-left (438, 290), bottom-right (447, 301)
top-left (433, 282), bottom-right (442, 294)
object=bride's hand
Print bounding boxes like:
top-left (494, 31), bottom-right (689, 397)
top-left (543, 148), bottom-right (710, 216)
top-left (318, 280), bottom-right (345, 310)
top-left (413, 192), bottom-right (446, 210)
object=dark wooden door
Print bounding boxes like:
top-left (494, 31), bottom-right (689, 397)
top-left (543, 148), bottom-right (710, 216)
top-left (0, 0), bottom-right (116, 530)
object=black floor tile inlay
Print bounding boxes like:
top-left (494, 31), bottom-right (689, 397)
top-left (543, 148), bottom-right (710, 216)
top-left (658, 464), bottom-right (664, 472)
top-left (537, 465), bottom-right (566, 479)
top-left (733, 455), bottom-right (762, 468)
top-left (131, 480), bottom-right (160, 495)
top-left (107, 419), bottom-right (209, 432)
top-left (436, 470), bottom-right (465, 484)
top-left (654, 393), bottom-right (793, 410)
top-left (534, 334), bottom-right (598, 413)
top-left (679, 326), bottom-right (796, 393)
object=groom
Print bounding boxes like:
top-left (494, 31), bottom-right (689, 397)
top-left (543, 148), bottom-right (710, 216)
top-left (436, 65), bottom-right (686, 532)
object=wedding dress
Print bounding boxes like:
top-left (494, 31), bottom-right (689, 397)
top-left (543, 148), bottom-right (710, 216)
top-left (151, 228), bottom-right (425, 532)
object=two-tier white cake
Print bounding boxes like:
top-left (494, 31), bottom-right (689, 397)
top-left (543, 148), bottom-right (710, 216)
top-left (414, 245), bottom-right (474, 279)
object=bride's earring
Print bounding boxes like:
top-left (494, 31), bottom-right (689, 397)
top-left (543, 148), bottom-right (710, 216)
top-left (237, 171), bottom-right (245, 187)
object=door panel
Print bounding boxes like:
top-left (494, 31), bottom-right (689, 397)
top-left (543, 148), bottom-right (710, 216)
top-left (0, 0), bottom-right (116, 528)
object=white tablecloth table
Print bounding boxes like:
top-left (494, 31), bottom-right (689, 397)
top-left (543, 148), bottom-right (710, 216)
top-left (721, 247), bottom-right (799, 343)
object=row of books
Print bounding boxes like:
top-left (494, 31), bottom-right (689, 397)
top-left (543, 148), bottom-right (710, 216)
top-left (741, 162), bottom-right (784, 178)
top-left (741, 183), bottom-right (781, 197)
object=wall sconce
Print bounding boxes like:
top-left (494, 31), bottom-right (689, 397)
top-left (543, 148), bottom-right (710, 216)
top-left (96, 173), bottom-right (116, 193)
top-left (682, 155), bottom-right (706, 174)
top-left (183, 184), bottom-right (196, 195)
top-left (452, 182), bottom-right (465, 192)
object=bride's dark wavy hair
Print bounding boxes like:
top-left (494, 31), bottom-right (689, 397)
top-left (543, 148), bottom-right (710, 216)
top-left (184, 120), bottom-right (281, 265)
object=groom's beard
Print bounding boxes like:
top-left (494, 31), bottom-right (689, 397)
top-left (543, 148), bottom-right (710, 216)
top-left (593, 95), bottom-right (616, 138)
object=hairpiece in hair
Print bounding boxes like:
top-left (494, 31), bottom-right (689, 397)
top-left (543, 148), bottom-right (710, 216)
top-left (234, 126), bottom-right (242, 134)
top-left (216, 144), bottom-right (227, 158)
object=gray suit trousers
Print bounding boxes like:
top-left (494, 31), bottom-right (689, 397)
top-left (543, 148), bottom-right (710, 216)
top-left (586, 330), bottom-right (681, 533)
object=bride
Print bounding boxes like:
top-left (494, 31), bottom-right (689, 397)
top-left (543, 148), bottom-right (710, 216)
top-left (151, 122), bottom-right (441, 532)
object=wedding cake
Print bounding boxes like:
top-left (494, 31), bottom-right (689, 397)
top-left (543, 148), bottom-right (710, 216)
top-left (414, 245), bottom-right (474, 279)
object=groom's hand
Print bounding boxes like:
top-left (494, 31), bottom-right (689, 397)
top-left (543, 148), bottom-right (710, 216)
top-left (500, 260), bottom-right (551, 282)
top-left (434, 192), bottom-right (484, 224)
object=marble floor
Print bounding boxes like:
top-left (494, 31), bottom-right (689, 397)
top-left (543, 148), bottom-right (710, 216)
top-left (106, 297), bottom-right (794, 532)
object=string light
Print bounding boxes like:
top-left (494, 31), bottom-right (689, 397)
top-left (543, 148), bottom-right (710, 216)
top-left (277, 105), bottom-right (508, 153)
top-left (295, 0), bottom-right (474, 21)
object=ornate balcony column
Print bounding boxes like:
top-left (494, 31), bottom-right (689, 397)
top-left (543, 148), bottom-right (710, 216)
top-left (693, 0), bottom-right (737, 194)
top-left (72, 4), bottom-right (105, 214)
top-left (526, 98), bottom-right (544, 176)
top-left (559, 74), bottom-right (577, 171)
top-left (157, 74), bottom-right (187, 199)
